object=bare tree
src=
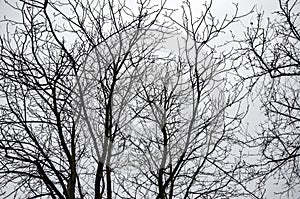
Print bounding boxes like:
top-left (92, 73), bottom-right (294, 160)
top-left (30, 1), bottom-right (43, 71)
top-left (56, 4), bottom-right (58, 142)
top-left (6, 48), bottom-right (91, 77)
top-left (0, 0), bottom-right (258, 198)
top-left (0, 0), bottom-right (167, 198)
top-left (117, 1), bottom-right (257, 198)
top-left (235, 0), bottom-right (300, 197)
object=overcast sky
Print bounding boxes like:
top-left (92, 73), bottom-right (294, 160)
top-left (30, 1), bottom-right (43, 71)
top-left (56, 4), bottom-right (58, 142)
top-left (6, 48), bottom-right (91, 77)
top-left (0, 0), bottom-right (289, 198)
top-left (0, 0), bottom-right (279, 27)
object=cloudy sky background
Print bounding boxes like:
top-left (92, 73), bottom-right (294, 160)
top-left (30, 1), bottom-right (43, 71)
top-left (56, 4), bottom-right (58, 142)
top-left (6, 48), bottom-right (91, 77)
top-left (0, 0), bottom-right (293, 198)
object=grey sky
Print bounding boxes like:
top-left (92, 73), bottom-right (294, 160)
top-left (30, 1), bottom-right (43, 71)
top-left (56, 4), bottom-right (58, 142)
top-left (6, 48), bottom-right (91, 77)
top-left (0, 1), bottom-right (294, 198)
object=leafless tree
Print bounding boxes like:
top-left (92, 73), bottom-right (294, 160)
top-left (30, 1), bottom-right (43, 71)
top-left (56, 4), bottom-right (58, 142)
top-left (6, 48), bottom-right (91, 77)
top-left (114, 1), bottom-right (257, 198)
top-left (0, 0), bottom-right (259, 198)
top-left (0, 0), bottom-right (167, 198)
top-left (235, 0), bottom-right (300, 197)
